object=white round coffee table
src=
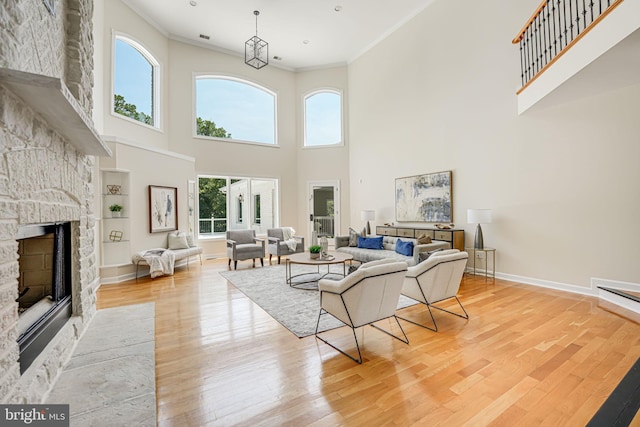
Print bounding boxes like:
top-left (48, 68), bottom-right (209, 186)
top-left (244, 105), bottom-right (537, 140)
top-left (285, 251), bottom-right (353, 290)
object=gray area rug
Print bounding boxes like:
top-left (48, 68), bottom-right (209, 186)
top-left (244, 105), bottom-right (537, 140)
top-left (219, 264), bottom-right (417, 338)
top-left (46, 303), bottom-right (156, 427)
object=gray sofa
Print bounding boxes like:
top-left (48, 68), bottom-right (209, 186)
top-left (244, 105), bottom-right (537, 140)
top-left (335, 235), bottom-right (450, 266)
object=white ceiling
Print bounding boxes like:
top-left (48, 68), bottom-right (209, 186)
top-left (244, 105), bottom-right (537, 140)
top-left (121, 0), bottom-right (436, 71)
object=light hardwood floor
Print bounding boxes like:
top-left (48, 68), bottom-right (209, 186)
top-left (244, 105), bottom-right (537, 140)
top-left (96, 258), bottom-right (640, 426)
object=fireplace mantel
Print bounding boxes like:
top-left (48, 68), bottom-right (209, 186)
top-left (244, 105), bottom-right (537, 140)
top-left (0, 67), bottom-right (112, 157)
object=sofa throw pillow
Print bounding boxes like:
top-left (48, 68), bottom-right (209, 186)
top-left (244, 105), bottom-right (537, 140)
top-left (357, 236), bottom-right (383, 250)
top-left (417, 233), bottom-right (432, 244)
top-left (395, 239), bottom-right (414, 256)
top-left (168, 232), bottom-right (189, 250)
top-left (348, 227), bottom-right (360, 247)
top-left (418, 248), bottom-right (444, 263)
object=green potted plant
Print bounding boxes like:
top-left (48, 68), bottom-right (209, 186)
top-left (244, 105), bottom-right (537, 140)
top-left (309, 245), bottom-right (322, 259)
top-left (109, 203), bottom-right (123, 218)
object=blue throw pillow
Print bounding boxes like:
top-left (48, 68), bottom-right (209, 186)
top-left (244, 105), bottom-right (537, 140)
top-left (357, 236), bottom-right (383, 249)
top-left (395, 239), bottom-right (414, 256)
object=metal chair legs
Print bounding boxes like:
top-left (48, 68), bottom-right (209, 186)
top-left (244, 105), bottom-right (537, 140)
top-left (398, 296), bottom-right (469, 332)
top-left (315, 309), bottom-right (409, 364)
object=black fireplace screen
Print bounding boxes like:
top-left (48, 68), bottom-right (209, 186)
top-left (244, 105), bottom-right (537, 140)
top-left (16, 222), bottom-right (72, 373)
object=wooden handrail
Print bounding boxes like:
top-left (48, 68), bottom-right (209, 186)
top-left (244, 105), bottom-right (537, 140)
top-left (512, 0), bottom-right (548, 44)
top-left (515, 0), bottom-right (624, 93)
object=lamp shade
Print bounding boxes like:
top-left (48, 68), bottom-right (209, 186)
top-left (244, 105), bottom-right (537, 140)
top-left (360, 210), bottom-right (375, 221)
top-left (467, 209), bottom-right (492, 224)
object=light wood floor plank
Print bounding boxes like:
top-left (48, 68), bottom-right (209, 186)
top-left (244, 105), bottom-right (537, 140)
top-left (96, 258), bottom-right (640, 426)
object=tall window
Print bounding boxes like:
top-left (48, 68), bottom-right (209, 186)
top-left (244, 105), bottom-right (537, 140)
top-left (304, 90), bottom-right (342, 147)
top-left (198, 176), bottom-right (277, 237)
top-left (195, 76), bottom-right (276, 145)
top-left (113, 35), bottom-right (159, 128)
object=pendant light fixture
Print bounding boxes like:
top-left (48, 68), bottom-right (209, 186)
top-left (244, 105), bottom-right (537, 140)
top-left (245, 10), bottom-right (268, 69)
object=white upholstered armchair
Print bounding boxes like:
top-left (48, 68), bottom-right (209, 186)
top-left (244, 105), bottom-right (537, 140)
top-left (315, 259), bottom-right (409, 364)
top-left (398, 249), bottom-right (469, 331)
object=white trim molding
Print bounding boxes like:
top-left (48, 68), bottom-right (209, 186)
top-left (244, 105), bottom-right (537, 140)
top-left (496, 272), bottom-right (598, 296)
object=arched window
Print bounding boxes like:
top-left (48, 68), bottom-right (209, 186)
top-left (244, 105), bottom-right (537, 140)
top-left (113, 34), bottom-right (160, 128)
top-left (304, 90), bottom-right (342, 147)
top-left (195, 76), bottom-right (276, 145)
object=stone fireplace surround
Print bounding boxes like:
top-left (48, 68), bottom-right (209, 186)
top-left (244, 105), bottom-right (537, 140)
top-left (0, 0), bottom-right (103, 403)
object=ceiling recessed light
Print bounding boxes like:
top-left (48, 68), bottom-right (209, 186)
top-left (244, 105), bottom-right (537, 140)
top-left (189, 1), bottom-right (197, 6)
top-left (334, 5), bottom-right (343, 12)
top-left (303, 40), bottom-right (310, 45)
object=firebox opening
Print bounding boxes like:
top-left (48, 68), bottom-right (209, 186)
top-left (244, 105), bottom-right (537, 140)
top-left (16, 222), bottom-right (72, 374)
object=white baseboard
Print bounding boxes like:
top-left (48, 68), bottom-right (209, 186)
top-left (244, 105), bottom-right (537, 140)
top-left (98, 257), bottom-right (201, 285)
top-left (495, 272), bottom-right (598, 296)
top-left (100, 272), bottom-right (137, 285)
top-left (493, 272), bottom-right (639, 314)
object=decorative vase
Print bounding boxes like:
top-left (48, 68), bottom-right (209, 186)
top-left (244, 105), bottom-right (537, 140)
top-left (319, 236), bottom-right (328, 258)
top-left (310, 252), bottom-right (319, 259)
top-left (111, 211), bottom-right (122, 218)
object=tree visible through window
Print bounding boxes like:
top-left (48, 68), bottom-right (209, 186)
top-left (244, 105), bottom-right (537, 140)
top-left (198, 176), bottom-right (277, 236)
top-left (196, 77), bottom-right (276, 144)
top-left (304, 90), bottom-right (342, 147)
top-left (113, 36), bottom-right (158, 127)
top-left (198, 177), bottom-right (227, 234)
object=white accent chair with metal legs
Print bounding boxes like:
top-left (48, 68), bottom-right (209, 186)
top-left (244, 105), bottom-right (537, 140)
top-left (315, 259), bottom-right (409, 364)
top-left (397, 249), bottom-right (469, 331)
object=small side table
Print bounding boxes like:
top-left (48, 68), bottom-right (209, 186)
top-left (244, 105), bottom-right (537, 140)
top-left (465, 247), bottom-right (496, 279)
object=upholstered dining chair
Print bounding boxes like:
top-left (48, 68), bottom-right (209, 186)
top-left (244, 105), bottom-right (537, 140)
top-left (315, 259), bottom-right (409, 364)
top-left (398, 249), bottom-right (469, 331)
top-left (226, 230), bottom-right (265, 270)
top-left (267, 227), bottom-right (305, 264)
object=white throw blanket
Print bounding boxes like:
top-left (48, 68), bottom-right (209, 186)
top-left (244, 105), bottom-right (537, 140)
top-left (282, 227), bottom-right (297, 251)
top-left (142, 249), bottom-right (176, 278)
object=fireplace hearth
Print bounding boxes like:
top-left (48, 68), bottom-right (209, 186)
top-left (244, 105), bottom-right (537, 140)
top-left (16, 223), bottom-right (72, 373)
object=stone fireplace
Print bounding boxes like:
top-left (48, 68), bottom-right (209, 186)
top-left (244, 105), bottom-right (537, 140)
top-left (0, 0), bottom-right (109, 403)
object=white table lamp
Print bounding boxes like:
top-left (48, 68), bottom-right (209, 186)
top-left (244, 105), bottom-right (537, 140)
top-left (361, 210), bottom-right (375, 235)
top-left (467, 209), bottom-right (492, 249)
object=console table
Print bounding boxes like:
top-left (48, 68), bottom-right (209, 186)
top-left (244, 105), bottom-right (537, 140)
top-left (376, 226), bottom-right (465, 251)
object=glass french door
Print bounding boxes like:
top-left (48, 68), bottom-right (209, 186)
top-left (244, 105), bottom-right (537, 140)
top-left (308, 180), bottom-right (340, 245)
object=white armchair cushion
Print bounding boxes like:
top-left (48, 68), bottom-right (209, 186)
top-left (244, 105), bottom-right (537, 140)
top-left (403, 250), bottom-right (468, 304)
top-left (319, 260), bottom-right (408, 328)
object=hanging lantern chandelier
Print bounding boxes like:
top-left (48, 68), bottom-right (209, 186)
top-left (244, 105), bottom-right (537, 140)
top-left (245, 10), bottom-right (268, 69)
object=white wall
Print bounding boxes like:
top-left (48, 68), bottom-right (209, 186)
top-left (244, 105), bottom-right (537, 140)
top-left (101, 0), bottom-right (170, 150)
top-left (295, 67), bottom-right (350, 237)
top-left (99, 139), bottom-right (196, 255)
top-left (165, 40), bottom-right (299, 257)
top-left (95, 1), bottom-right (349, 265)
top-left (348, 0), bottom-right (640, 288)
